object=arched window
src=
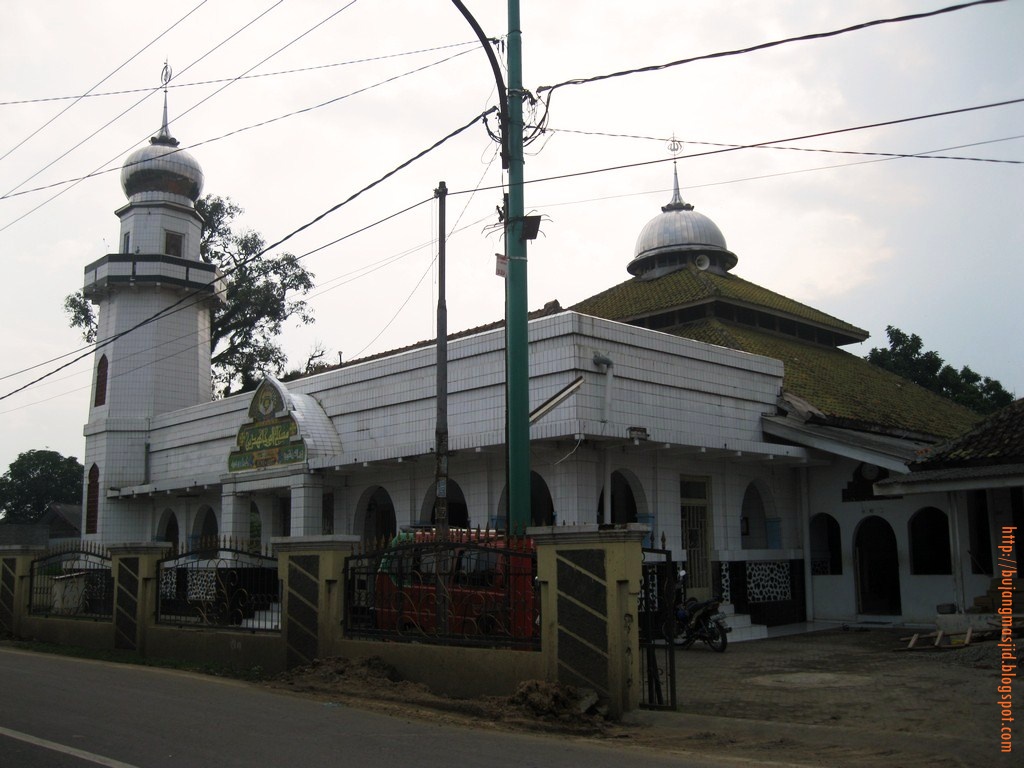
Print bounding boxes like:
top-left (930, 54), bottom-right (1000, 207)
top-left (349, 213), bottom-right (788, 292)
top-left (85, 464), bottom-right (99, 534)
top-left (909, 507), bottom-right (952, 575)
top-left (810, 513), bottom-right (842, 575)
top-left (94, 355), bottom-right (108, 407)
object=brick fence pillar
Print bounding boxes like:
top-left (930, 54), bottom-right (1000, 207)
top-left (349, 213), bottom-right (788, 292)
top-left (530, 524), bottom-right (647, 719)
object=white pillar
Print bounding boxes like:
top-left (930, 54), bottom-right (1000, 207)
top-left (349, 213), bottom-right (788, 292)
top-left (220, 487), bottom-right (250, 541)
top-left (290, 475), bottom-right (323, 536)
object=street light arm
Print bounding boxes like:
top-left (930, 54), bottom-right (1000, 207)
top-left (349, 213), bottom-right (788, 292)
top-left (450, 0), bottom-right (510, 169)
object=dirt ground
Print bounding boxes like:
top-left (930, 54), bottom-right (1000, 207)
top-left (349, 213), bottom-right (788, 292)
top-left (268, 627), bottom-right (1021, 767)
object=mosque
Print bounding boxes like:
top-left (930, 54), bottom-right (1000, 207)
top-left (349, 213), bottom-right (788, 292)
top-left (79, 100), bottom-right (998, 632)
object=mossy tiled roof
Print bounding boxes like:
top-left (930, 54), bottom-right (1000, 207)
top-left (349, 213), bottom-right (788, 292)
top-left (663, 320), bottom-right (978, 439)
top-left (915, 398), bottom-right (1024, 468)
top-left (571, 266), bottom-right (977, 439)
top-left (572, 265), bottom-right (866, 339)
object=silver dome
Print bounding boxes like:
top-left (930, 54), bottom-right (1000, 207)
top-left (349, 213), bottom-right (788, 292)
top-left (633, 206), bottom-right (729, 259)
top-left (628, 165), bottom-right (737, 276)
top-left (121, 139), bottom-right (204, 202)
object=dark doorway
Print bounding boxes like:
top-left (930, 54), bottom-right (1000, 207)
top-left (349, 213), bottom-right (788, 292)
top-left (597, 471), bottom-right (638, 525)
top-left (363, 486), bottom-right (397, 545)
top-left (854, 516), bottom-right (901, 615)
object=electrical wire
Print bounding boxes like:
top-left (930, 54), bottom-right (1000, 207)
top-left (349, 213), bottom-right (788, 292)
top-left (500, 98), bottom-right (1024, 194)
top-left (0, 0), bottom-right (358, 233)
top-left (535, 0), bottom-right (1006, 96)
top-left (0, 0), bottom-right (210, 164)
top-left (0, 40), bottom-right (484, 107)
top-left (0, 48), bottom-right (477, 207)
top-left (1, 1), bottom-right (285, 200)
top-left (542, 128), bottom-right (1024, 166)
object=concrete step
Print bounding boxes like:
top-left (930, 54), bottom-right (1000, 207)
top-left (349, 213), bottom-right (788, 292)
top-left (240, 603), bottom-right (280, 630)
top-left (716, 604), bottom-right (767, 642)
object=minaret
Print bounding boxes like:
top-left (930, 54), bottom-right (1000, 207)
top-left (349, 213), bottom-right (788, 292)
top-left (81, 64), bottom-right (223, 542)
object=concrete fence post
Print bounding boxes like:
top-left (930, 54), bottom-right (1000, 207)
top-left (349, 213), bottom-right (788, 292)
top-left (273, 535), bottom-right (360, 669)
top-left (0, 546), bottom-right (47, 638)
top-left (108, 543), bottom-right (171, 653)
top-left (529, 524), bottom-right (647, 719)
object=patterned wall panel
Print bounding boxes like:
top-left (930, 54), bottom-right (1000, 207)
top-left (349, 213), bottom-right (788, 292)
top-left (745, 560), bottom-right (792, 603)
top-left (0, 558), bottom-right (15, 635)
top-left (286, 554), bottom-right (320, 669)
top-left (555, 549), bottom-right (608, 696)
top-left (114, 557), bottom-right (139, 650)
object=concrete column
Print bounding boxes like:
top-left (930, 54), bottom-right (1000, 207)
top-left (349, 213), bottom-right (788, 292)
top-left (109, 542), bottom-right (172, 652)
top-left (290, 475), bottom-right (324, 536)
top-left (220, 486), bottom-right (251, 542)
top-left (0, 546), bottom-right (47, 638)
top-left (273, 535), bottom-right (360, 668)
top-left (530, 523), bottom-right (647, 719)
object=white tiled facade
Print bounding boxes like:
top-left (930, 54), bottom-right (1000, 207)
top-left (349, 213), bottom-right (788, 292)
top-left (79, 123), bottom-right (981, 628)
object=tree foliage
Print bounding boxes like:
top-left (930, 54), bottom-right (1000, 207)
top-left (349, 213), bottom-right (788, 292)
top-left (866, 326), bottom-right (1014, 415)
top-left (63, 194), bottom-right (315, 397)
top-left (0, 450), bottom-right (84, 524)
top-left (197, 195), bottom-right (315, 395)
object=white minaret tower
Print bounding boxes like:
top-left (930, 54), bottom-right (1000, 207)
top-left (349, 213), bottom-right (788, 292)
top-left (81, 65), bottom-right (223, 543)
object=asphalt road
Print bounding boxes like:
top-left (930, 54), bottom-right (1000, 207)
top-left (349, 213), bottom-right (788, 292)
top-left (0, 647), bottom-right (739, 768)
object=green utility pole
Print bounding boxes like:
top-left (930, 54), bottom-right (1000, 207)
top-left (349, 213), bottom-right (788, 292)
top-left (449, 0), bottom-right (529, 533)
top-left (505, 1), bottom-right (530, 534)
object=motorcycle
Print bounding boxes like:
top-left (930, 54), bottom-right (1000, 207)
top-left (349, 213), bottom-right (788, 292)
top-left (662, 568), bottom-right (730, 652)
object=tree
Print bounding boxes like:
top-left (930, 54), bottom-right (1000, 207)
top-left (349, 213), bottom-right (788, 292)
top-left (0, 450), bottom-right (84, 524)
top-left (866, 326), bottom-right (1014, 415)
top-left (64, 194), bottom-right (315, 396)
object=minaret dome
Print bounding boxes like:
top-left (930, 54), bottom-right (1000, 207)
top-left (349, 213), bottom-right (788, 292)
top-left (120, 72), bottom-right (203, 204)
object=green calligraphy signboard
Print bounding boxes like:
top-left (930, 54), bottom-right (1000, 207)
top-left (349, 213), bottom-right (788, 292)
top-left (228, 378), bottom-right (307, 472)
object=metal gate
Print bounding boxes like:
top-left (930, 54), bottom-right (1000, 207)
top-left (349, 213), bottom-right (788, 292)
top-left (638, 548), bottom-right (677, 710)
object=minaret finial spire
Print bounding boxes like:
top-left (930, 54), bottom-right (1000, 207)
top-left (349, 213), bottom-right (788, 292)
top-left (153, 61), bottom-right (179, 147)
top-left (663, 135), bottom-right (692, 212)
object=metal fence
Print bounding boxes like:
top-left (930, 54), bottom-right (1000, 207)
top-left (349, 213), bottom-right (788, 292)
top-left (638, 548), bottom-right (677, 710)
top-left (344, 530), bottom-right (539, 650)
top-left (157, 540), bottom-right (280, 631)
top-left (29, 543), bottom-right (113, 619)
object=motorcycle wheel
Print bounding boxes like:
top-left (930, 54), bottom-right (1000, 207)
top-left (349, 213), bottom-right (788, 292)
top-left (704, 620), bottom-right (728, 652)
top-left (662, 618), bottom-right (696, 647)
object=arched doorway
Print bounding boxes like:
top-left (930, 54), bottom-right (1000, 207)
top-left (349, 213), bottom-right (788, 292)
top-left (191, 506), bottom-right (218, 550)
top-left (361, 486), bottom-right (396, 545)
top-left (496, 471), bottom-right (556, 529)
top-left (854, 516), bottom-right (901, 615)
top-left (420, 479), bottom-right (469, 529)
top-left (597, 470), bottom-right (639, 525)
top-left (157, 509), bottom-right (179, 551)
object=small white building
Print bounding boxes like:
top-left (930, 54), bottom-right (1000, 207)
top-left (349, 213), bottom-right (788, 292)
top-left (80, 108), bottom-right (992, 631)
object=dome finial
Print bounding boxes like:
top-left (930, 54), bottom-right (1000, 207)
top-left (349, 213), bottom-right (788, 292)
top-left (662, 137), bottom-right (693, 213)
top-left (153, 61), bottom-right (179, 148)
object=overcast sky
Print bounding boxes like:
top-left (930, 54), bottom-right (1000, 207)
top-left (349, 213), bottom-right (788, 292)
top-left (0, 0), bottom-right (1021, 472)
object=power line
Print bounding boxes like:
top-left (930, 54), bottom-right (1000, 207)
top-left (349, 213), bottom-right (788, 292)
top-left (494, 98), bottom-right (1024, 194)
top-left (1, 1), bottom-right (285, 200)
top-left (0, 0), bottom-right (210, 164)
top-left (0, 0), bottom-right (358, 232)
top-left (535, 136), bottom-right (1024, 213)
top-left (545, 128), bottom-right (1024, 165)
top-left (536, 0), bottom-right (1005, 97)
top-left (0, 40), bottom-right (483, 107)
top-left (0, 46), bottom-right (476, 227)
